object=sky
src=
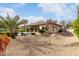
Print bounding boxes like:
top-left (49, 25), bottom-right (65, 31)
top-left (0, 3), bottom-right (78, 23)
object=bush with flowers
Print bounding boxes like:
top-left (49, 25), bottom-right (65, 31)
top-left (0, 34), bottom-right (10, 55)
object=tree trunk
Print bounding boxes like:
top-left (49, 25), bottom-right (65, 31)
top-left (9, 29), bottom-right (16, 39)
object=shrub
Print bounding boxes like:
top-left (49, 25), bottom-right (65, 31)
top-left (0, 34), bottom-right (10, 51)
top-left (74, 28), bottom-right (79, 38)
top-left (0, 32), bottom-right (11, 37)
top-left (21, 29), bottom-right (27, 32)
top-left (0, 32), bottom-right (17, 39)
top-left (72, 17), bottom-right (79, 39)
top-left (39, 29), bottom-right (46, 35)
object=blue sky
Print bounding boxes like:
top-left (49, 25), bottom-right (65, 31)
top-left (0, 3), bottom-right (78, 23)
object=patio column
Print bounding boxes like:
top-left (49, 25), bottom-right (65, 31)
top-left (28, 27), bottom-right (30, 32)
top-left (37, 27), bottom-right (39, 32)
top-left (48, 24), bottom-right (52, 32)
top-left (33, 27), bottom-right (35, 32)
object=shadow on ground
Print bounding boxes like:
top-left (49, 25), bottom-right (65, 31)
top-left (64, 42), bottom-right (79, 47)
top-left (57, 30), bottom-right (73, 37)
top-left (15, 36), bottom-right (60, 56)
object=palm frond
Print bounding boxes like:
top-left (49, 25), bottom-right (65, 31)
top-left (13, 15), bottom-right (20, 22)
top-left (16, 19), bottom-right (27, 26)
top-left (0, 14), bottom-right (27, 33)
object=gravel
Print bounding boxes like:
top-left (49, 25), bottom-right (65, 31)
top-left (5, 29), bottom-right (79, 56)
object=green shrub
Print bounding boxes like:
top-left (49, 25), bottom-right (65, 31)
top-left (10, 33), bottom-right (16, 39)
top-left (0, 32), bottom-right (17, 38)
top-left (0, 32), bottom-right (10, 36)
top-left (74, 28), bottom-right (79, 38)
top-left (72, 17), bottom-right (79, 39)
top-left (21, 29), bottom-right (27, 32)
top-left (39, 29), bottom-right (46, 35)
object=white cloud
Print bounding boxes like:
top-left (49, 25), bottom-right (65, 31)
top-left (13, 3), bottom-right (26, 8)
top-left (38, 4), bottom-right (63, 14)
top-left (0, 7), bottom-right (17, 17)
top-left (26, 16), bottom-right (46, 24)
top-left (38, 3), bottom-right (77, 21)
top-left (18, 3), bottom-right (26, 6)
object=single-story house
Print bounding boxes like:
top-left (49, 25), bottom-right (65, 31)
top-left (21, 20), bottom-right (63, 33)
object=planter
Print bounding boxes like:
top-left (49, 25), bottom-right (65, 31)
top-left (31, 32), bottom-right (35, 35)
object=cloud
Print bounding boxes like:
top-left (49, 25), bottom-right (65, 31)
top-left (18, 3), bottom-right (26, 6)
top-left (26, 16), bottom-right (46, 24)
top-left (13, 3), bottom-right (26, 8)
top-left (0, 7), bottom-right (17, 17)
top-left (38, 3), bottom-right (78, 21)
top-left (38, 4), bottom-right (63, 14)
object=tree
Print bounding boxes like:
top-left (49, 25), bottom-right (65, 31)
top-left (21, 19), bottom-right (28, 32)
top-left (47, 19), bottom-right (57, 23)
top-left (60, 20), bottom-right (66, 27)
top-left (71, 5), bottom-right (79, 38)
top-left (72, 17), bottom-right (79, 29)
top-left (77, 5), bottom-right (79, 17)
top-left (72, 17), bottom-right (79, 38)
top-left (66, 21), bottom-right (72, 28)
top-left (0, 14), bottom-right (27, 38)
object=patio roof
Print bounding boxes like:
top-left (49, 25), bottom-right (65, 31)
top-left (21, 20), bottom-right (62, 27)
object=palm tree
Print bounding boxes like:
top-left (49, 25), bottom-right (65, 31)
top-left (0, 14), bottom-right (27, 38)
top-left (21, 19), bottom-right (28, 32)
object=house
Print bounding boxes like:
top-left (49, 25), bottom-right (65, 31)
top-left (21, 20), bottom-right (63, 34)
